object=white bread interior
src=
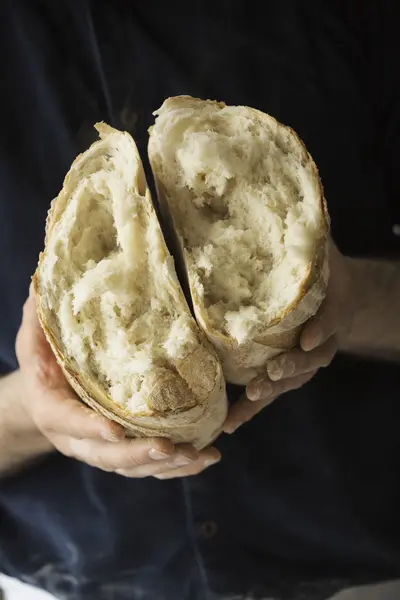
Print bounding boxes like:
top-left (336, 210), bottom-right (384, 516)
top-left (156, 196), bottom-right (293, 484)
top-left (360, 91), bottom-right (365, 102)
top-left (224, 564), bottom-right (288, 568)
top-left (34, 123), bottom-right (227, 449)
top-left (148, 96), bottom-right (329, 384)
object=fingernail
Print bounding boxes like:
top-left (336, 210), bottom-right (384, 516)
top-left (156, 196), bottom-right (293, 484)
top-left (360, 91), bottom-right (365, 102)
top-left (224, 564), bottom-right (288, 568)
top-left (267, 360), bottom-right (283, 381)
top-left (101, 430), bottom-right (123, 442)
top-left (169, 455), bottom-right (192, 467)
top-left (155, 473), bottom-right (168, 480)
top-left (149, 448), bottom-right (171, 461)
top-left (268, 360), bottom-right (295, 380)
top-left (204, 457), bottom-right (220, 468)
top-left (246, 385), bottom-right (261, 401)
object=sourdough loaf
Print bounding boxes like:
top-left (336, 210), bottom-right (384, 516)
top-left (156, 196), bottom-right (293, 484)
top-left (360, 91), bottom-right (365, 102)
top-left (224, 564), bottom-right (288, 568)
top-left (33, 123), bottom-right (227, 449)
top-left (148, 96), bottom-right (329, 385)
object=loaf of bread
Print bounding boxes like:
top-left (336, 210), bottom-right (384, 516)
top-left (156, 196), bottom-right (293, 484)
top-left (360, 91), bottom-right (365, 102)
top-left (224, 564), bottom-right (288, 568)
top-left (148, 96), bottom-right (330, 385)
top-left (33, 123), bottom-right (227, 449)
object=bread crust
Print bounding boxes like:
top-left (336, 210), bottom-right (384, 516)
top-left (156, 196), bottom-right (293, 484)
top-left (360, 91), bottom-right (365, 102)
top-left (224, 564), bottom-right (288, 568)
top-left (33, 123), bottom-right (227, 449)
top-left (148, 96), bottom-right (330, 384)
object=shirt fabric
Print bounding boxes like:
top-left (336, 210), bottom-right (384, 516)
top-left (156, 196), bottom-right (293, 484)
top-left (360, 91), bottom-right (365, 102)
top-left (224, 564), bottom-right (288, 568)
top-left (1, 1), bottom-right (400, 599)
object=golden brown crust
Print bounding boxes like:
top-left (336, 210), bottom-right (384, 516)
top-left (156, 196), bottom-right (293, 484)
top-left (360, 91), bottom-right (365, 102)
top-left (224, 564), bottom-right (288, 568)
top-left (148, 96), bottom-right (330, 385)
top-left (33, 123), bottom-right (227, 449)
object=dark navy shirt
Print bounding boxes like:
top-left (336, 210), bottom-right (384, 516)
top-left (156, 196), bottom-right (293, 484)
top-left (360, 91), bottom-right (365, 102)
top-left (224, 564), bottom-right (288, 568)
top-left (1, 1), bottom-right (400, 599)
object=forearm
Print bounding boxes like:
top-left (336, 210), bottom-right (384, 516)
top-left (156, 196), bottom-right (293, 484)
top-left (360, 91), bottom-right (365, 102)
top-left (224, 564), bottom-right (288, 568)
top-left (339, 257), bottom-right (400, 361)
top-left (0, 371), bottom-right (53, 477)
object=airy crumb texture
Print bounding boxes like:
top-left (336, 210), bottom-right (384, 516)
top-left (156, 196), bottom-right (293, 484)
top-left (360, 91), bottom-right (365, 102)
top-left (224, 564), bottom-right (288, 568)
top-left (149, 97), bottom-right (327, 345)
top-left (35, 124), bottom-right (227, 447)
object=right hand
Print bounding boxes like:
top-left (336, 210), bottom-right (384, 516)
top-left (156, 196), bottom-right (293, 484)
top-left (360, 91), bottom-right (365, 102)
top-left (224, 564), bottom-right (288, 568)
top-left (15, 285), bottom-right (221, 479)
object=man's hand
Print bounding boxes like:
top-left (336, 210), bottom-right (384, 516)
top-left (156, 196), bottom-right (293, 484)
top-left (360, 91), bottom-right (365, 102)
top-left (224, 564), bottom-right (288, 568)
top-left (224, 243), bottom-right (355, 433)
top-left (13, 286), bottom-right (220, 478)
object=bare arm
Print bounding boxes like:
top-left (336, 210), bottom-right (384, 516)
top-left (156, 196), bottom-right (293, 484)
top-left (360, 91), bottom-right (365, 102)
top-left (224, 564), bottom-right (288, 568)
top-left (0, 370), bottom-right (53, 477)
top-left (339, 258), bottom-right (400, 362)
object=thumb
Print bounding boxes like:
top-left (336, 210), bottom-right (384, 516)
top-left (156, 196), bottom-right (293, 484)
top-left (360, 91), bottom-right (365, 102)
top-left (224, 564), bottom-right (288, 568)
top-left (300, 295), bottom-right (339, 352)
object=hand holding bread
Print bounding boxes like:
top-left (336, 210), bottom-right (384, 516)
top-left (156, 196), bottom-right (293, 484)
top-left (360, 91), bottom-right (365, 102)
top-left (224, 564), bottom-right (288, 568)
top-left (33, 122), bottom-right (227, 450)
top-left (32, 96), bottom-right (330, 449)
top-left (149, 96), bottom-right (329, 385)
top-left (15, 287), bottom-right (221, 477)
top-left (224, 243), bottom-right (355, 434)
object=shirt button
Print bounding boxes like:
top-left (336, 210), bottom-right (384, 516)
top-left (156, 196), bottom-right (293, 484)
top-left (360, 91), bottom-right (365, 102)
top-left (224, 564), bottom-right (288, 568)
top-left (199, 520), bottom-right (218, 539)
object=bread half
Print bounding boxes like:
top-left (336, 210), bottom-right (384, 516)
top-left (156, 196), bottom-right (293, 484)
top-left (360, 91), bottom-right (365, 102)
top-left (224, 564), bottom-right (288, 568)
top-left (148, 96), bottom-right (330, 385)
top-left (33, 123), bottom-right (227, 449)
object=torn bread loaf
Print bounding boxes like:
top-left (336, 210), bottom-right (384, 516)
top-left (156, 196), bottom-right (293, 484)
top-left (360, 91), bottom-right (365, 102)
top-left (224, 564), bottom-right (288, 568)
top-left (148, 96), bottom-right (330, 385)
top-left (33, 123), bottom-right (227, 449)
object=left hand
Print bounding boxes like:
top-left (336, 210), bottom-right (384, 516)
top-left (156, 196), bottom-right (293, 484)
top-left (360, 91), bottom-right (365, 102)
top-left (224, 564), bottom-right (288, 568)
top-left (223, 242), bottom-right (355, 434)
top-left (16, 286), bottom-right (221, 479)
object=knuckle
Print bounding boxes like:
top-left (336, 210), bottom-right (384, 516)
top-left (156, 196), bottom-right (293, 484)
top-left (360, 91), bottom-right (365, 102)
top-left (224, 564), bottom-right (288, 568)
top-left (127, 447), bottom-right (145, 468)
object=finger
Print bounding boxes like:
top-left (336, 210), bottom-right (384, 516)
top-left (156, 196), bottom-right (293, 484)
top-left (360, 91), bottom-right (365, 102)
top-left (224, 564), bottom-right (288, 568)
top-left (264, 336), bottom-right (338, 383)
top-left (153, 448), bottom-right (221, 480)
top-left (300, 295), bottom-right (340, 352)
top-left (65, 437), bottom-right (198, 472)
top-left (32, 388), bottom-right (125, 442)
top-left (224, 370), bottom-right (317, 434)
top-left (116, 443), bottom-right (204, 478)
